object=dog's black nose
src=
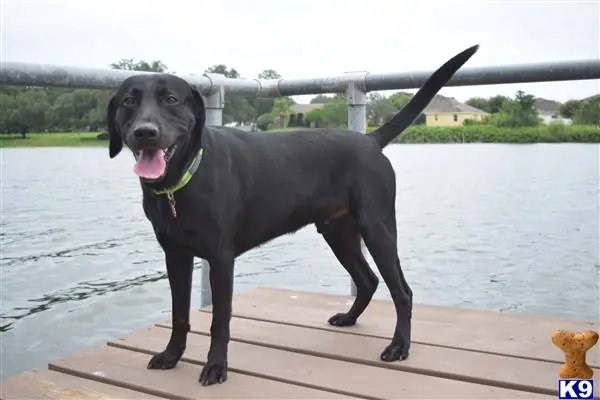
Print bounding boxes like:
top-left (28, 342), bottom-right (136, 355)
top-left (133, 124), bottom-right (159, 140)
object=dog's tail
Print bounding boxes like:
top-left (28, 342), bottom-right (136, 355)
top-left (367, 44), bottom-right (479, 149)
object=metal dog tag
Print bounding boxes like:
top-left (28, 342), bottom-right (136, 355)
top-left (167, 192), bottom-right (177, 218)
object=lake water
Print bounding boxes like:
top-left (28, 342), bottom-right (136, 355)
top-left (1, 143), bottom-right (599, 380)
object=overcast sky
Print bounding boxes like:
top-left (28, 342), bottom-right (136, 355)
top-left (1, 0), bottom-right (598, 104)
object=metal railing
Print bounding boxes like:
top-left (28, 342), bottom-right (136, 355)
top-left (2, 57), bottom-right (599, 306)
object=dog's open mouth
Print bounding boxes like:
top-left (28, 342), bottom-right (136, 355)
top-left (133, 144), bottom-right (178, 180)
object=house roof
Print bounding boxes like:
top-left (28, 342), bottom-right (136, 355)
top-left (423, 95), bottom-right (489, 115)
top-left (534, 98), bottom-right (562, 114)
top-left (289, 103), bottom-right (325, 114)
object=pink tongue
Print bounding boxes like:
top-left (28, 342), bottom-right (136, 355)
top-left (133, 149), bottom-right (166, 179)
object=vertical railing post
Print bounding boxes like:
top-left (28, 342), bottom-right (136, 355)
top-left (198, 73), bottom-right (226, 308)
top-left (344, 71), bottom-right (369, 297)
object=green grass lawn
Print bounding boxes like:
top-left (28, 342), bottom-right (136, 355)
top-left (0, 132), bottom-right (107, 148)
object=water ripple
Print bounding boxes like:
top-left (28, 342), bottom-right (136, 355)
top-left (1, 234), bottom-right (147, 268)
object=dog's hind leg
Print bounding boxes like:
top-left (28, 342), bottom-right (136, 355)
top-left (317, 213), bottom-right (379, 327)
top-left (360, 213), bottom-right (413, 362)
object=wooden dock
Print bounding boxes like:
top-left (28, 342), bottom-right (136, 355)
top-left (2, 287), bottom-right (599, 399)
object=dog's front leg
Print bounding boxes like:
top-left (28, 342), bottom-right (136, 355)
top-left (199, 249), bottom-right (234, 386)
top-left (147, 233), bottom-right (194, 370)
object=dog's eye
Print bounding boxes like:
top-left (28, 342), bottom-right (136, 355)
top-left (122, 96), bottom-right (136, 106)
top-left (165, 95), bottom-right (178, 105)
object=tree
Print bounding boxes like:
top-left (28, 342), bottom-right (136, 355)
top-left (573, 95), bottom-right (600, 125)
top-left (258, 69), bottom-right (281, 80)
top-left (367, 92), bottom-right (395, 126)
top-left (305, 95), bottom-right (346, 128)
top-left (556, 95), bottom-right (599, 125)
top-left (18, 90), bottom-right (51, 133)
top-left (466, 97), bottom-right (490, 113)
top-left (388, 92), bottom-right (412, 110)
top-left (271, 97), bottom-right (295, 115)
top-left (466, 95), bottom-right (511, 114)
top-left (205, 64), bottom-right (240, 79)
top-left (483, 90), bottom-right (540, 128)
top-left (487, 95), bottom-right (511, 113)
top-left (110, 59), bottom-right (167, 72)
top-left (510, 90), bottom-right (541, 126)
top-left (0, 93), bottom-right (18, 133)
top-left (559, 99), bottom-right (581, 119)
top-left (310, 94), bottom-right (335, 104)
top-left (0, 89), bottom-right (51, 136)
top-left (204, 64), bottom-right (256, 124)
top-left (255, 96), bottom-right (296, 131)
top-left (253, 69), bottom-right (284, 119)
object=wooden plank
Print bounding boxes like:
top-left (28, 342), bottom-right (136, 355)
top-left (108, 324), bottom-right (554, 399)
top-left (160, 311), bottom-right (600, 398)
top-left (220, 287), bottom-right (600, 366)
top-left (48, 343), bottom-right (351, 399)
top-left (0, 369), bottom-right (163, 399)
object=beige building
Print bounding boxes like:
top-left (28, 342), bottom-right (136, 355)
top-left (287, 103), bottom-right (326, 128)
top-left (289, 103), bottom-right (325, 115)
top-left (423, 95), bottom-right (489, 127)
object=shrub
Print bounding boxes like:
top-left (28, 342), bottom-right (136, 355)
top-left (391, 124), bottom-right (600, 144)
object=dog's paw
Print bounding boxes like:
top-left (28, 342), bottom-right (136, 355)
top-left (380, 342), bottom-right (409, 362)
top-left (199, 360), bottom-right (228, 385)
top-left (328, 312), bottom-right (357, 327)
top-left (147, 348), bottom-right (183, 370)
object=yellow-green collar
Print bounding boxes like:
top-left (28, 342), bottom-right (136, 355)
top-left (152, 147), bottom-right (204, 196)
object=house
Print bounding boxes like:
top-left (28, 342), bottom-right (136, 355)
top-left (423, 95), bottom-right (489, 127)
top-left (289, 103), bottom-right (326, 115)
top-left (288, 103), bottom-right (326, 127)
top-left (534, 98), bottom-right (571, 125)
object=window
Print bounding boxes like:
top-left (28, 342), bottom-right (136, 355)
top-left (434, 114), bottom-right (438, 120)
top-left (453, 114), bottom-right (458, 122)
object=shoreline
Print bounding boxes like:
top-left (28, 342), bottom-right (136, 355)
top-left (2, 125), bottom-right (599, 148)
top-left (0, 133), bottom-right (105, 148)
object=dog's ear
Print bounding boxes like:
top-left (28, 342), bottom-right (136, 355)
top-left (190, 86), bottom-right (207, 132)
top-left (106, 95), bottom-right (123, 158)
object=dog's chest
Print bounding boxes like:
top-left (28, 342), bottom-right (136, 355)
top-left (165, 223), bottom-right (213, 257)
top-left (145, 195), bottom-right (217, 256)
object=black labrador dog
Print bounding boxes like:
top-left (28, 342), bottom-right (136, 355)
top-left (106, 44), bottom-right (479, 386)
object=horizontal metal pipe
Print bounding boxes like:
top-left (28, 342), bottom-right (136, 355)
top-left (223, 78), bottom-right (260, 95)
top-left (0, 61), bottom-right (206, 92)
top-left (277, 76), bottom-right (354, 96)
top-left (276, 59), bottom-right (600, 95)
top-left (365, 59), bottom-right (600, 92)
top-left (0, 61), bottom-right (261, 96)
top-left (1, 59), bottom-right (599, 97)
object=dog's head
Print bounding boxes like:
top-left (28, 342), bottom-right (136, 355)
top-left (106, 73), bottom-right (206, 183)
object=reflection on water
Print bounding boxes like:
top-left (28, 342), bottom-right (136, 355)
top-left (1, 265), bottom-right (174, 331)
top-left (2, 238), bottom-right (123, 267)
top-left (0, 258), bottom-right (283, 332)
top-left (1, 144), bottom-right (599, 379)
